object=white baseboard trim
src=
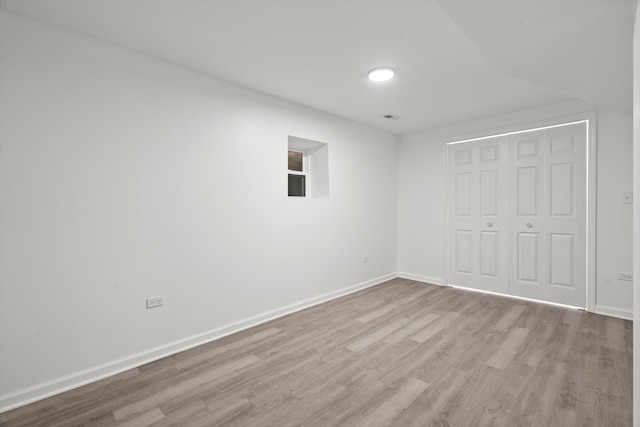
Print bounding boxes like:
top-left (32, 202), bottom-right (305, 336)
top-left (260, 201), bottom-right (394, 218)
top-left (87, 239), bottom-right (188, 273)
top-left (595, 305), bottom-right (633, 321)
top-left (397, 274), bottom-right (634, 321)
top-left (0, 272), bottom-right (396, 413)
top-left (395, 272), bottom-right (445, 286)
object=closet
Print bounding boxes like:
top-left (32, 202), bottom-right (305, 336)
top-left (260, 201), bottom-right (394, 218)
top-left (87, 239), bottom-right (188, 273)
top-left (447, 121), bottom-right (587, 307)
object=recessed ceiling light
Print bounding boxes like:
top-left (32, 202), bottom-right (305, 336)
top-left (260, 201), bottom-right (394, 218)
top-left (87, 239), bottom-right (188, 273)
top-left (367, 67), bottom-right (395, 82)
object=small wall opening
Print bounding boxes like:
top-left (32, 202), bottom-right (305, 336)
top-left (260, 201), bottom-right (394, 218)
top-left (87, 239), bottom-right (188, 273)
top-left (288, 136), bottom-right (329, 199)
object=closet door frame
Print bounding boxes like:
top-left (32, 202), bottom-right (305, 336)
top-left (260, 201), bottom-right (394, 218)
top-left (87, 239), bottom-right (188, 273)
top-left (443, 111), bottom-right (597, 312)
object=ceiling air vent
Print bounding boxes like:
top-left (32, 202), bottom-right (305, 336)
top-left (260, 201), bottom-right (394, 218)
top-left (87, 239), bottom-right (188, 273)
top-left (382, 114), bottom-right (401, 120)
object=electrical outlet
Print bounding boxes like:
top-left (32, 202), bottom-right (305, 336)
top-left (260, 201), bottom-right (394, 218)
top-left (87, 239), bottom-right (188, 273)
top-left (363, 255), bottom-right (369, 263)
top-left (618, 273), bottom-right (633, 281)
top-left (146, 295), bottom-right (164, 309)
top-left (622, 192), bottom-right (633, 204)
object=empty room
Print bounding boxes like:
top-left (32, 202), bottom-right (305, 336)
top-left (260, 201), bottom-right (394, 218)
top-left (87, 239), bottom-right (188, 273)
top-left (0, 0), bottom-right (638, 426)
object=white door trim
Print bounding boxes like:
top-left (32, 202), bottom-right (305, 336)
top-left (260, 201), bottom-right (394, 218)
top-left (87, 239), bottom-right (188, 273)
top-left (443, 111), bottom-right (597, 312)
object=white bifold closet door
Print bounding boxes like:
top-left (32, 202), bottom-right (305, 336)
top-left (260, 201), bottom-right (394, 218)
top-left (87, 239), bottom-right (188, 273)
top-left (508, 123), bottom-right (586, 307)
top-left (447, 135), bottom-right (509, 294)
top-left (447, 122), bottom-right (587, 308)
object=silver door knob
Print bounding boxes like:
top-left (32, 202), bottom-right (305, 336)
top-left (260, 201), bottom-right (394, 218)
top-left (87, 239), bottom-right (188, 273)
top-left (526, 223), bottom-right (533, 228)
top-left (486, 222), bottom-right (493, 227)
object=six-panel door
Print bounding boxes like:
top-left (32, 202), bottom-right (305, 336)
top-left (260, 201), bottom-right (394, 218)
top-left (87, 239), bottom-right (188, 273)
top-left (508, 123), bottom-right (586, 307)
top-left (447, 136), bottom-right (508, 294)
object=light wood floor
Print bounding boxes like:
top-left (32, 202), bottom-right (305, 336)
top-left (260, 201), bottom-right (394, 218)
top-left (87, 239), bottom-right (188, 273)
top-left (0, 278), bottom-right (632, 426)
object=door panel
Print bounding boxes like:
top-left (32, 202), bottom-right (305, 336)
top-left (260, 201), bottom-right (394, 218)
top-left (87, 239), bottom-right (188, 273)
top-left (455, 173), bottom-right (472, 216)
top-left (455, 230), bottom-right (472, 274)
top-left (517, 232), bottom-right (540, 283)
top-left (480, 145), bottom-right (500, 162)
top-left (550, 163), bottom-right (575, 216)
top-left (550, 133), bottom-right (575, 153)
top-left (517, 138), bottom-right (539, 158)
top-left (550, 233), bottom-right (574, 287)
top-left (455, 148), bottom-right (472, 165)
top-left (480, 231), bottom-right (499, 277)
top-left (480, 170), bottom-right (498, 216)
top-left (517, 166), bottom-right (540, 216)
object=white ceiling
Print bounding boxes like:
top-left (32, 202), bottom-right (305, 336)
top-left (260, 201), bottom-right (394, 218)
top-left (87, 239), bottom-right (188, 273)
top-left (0, 0), bottom-right (635, 135)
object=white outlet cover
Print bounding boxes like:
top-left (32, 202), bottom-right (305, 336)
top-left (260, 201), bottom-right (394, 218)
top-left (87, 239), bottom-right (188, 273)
top-left (622, 192), bottom-right (633, 204)
top-left (146, 295), bottom-right (165, 309)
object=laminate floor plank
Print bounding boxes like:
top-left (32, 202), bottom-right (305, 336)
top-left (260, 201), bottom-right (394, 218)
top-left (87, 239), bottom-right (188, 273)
top-left (354, 335), bottom-right (421, 374)
top-left (0, 278), bottom-right (631, 426)
top-left (384, 312), bottom-right (440, 344)
top-left (562, 314), bottom-right (600, 422)
top-left (198, 349), bottom-right (323, 409)
top-left (604, 316), bottom-right (631, 352)
top-left (410, 311), bottom-right (461, 343)
top-left (247, 350), bottom-right (349, 409)
top-left (521, 313), bottom-right (562, 368)
top-left (205, 397), bottom-right (256, 426)
top-left (251, 377), bottom-right (348, 427)
top-left (594, 346), bottom-right (632, 427)
top-left (350, 376), bottom-right (429, 427)
top-left (154, 399), bottom-right (215, 427)
top-left (347, 317), bottom-right (411, 352)
top-left (493, 304), bottom-right (527, 331)
top-left (115, 408), bottom-right (164, 427)
top-left (305, 379), bottom-right (388, 427)
top-left (392, 365), bottom-right (475, 426)
top-left (471, 363), bottom-right (538, 427)
top-left (485, 327), bottom-right (530, 370)
top-left (173, 327), bottom-right (281, 371)
top-left (385, 319), bottom-right (495, 388)
top-left (113, 354), bottom-right (261, 421)
top-left (355, 302), bottom-right (400, 323)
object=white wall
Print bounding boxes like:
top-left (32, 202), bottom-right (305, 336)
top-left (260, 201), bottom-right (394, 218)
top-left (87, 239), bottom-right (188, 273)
top-left (397, 100), bottom-right (634, 319)
top-left (0, 11), bottom-right (397, 409)
top-left (632, 3), bottom-right (639, 426)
